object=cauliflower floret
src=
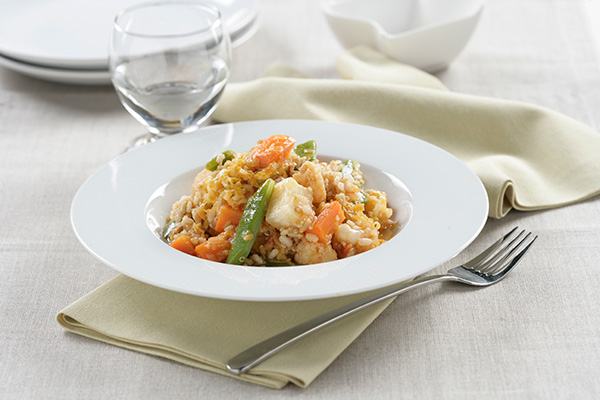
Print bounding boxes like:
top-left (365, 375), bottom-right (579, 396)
top-left (332, 221), bottom-right (379, 258)
top-left (266, 178), bottom-right (314, 231)
top-left (293, 238), bottom-right (337, 265)
top-left (333, 223), bottom-right (363, 245)
top-left (293, 161), bottom-right (327, 205)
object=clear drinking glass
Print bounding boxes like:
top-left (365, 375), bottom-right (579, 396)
top-left (109, 1), bottom-right (231, 149)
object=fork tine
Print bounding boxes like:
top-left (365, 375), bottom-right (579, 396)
top-left (479, 230), bottom-right (531, 275)
top-left (463, 226), bottom-right (519, 270)
top-left (489, 235), bottom-right (537, 280)
top-left (478, 230), bottom-right (527, 274)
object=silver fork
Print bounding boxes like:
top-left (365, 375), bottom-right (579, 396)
top-left (226, 227), bottom-right (537, 375)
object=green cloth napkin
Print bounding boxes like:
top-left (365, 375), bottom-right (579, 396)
top-left (57, 275), bottom-right (394, 388)
top-left (213, 46), bottom-right (600, 218)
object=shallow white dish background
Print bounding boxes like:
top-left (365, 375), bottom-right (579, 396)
top-left (0, 54), bottom-right (111, 85)
top-left (71, 120), bottom-right (488, 301)
top-left (0, 15), bottom-right (258, 86)
top-left (322, 0), bottom-right (484, 72)
top-left (0, 0), bottom-right (258, 69)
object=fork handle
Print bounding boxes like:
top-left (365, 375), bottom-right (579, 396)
top-left (226, 273), bottom-right (456, 375)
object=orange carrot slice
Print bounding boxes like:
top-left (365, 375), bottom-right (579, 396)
top-left (194, 231), bottom-right (233, 262)
top-left (170, 235), bottom-right (195, 255)
top-left (306, 201), bottom-right (345, 243)
top-left (215, 203), bottom-right (243, 233)
top-left (252, 135), bottom-right (296, 168)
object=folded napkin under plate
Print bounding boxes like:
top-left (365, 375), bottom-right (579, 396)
top-left (58, 46), bottom-right (600, 389)
top-left (57, 275), bottom-right (393, 389)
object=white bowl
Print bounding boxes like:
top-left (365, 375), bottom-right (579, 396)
top-left (322, 0), bottom-right (484, 72)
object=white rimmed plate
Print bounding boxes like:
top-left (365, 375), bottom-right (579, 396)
top-left (71, 120), bottom-right (488, 301)
top-left (0, 0), bottom-right (258, 70)
top-left (0, 54), bottom-right (111, 85)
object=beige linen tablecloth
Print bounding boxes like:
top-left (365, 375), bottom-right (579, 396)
top-left (2, 0), bottom-right (600, 398)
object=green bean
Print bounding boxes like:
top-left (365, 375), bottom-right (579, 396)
top-left (205, 150), bottom-right (236, 171)
top-left (293, 140), bottom-right (317, 161)
top-left (226, 178), bottom-right (275, 265)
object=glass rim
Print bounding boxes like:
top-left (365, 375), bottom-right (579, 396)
top-left (113, 0), bottom-right (223, 39)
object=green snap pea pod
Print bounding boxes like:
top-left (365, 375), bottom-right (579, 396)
top-left (341, 160), bottom-right (369, 204)
top-left (293, 140), bottom-right (317, 161)
top-left (206, 150), bottom-right (236, 171)
top-left (226, 178), bottom-right (275, 265)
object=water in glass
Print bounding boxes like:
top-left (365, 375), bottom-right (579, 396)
top-left (112, 55), bottom-right (228, 135)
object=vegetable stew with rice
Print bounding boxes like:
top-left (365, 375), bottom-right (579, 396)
top-left (164, 135), bottom-right (396, 266)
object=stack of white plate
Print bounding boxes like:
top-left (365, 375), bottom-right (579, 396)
top-left (0, 0), bottom-right (259, 85)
